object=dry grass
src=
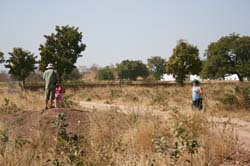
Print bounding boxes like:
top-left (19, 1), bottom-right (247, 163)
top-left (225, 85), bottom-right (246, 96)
top-left (0, 108), bottom-right (239, 166)
top-left (0, 83), bottom-right (249, 165)
top-left (72, 83), bottom-right (250, 119)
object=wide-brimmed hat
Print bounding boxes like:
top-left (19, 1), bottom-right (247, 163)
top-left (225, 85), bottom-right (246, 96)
top-left (46, 63), bottom-right (54, 69)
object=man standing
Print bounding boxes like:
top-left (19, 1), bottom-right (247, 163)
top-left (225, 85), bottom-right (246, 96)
top-left (43, 63), bottom-right (59, 109)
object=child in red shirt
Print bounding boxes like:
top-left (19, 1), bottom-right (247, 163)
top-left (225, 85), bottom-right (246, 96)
top-left (55, 84), bottom-right (65, 108)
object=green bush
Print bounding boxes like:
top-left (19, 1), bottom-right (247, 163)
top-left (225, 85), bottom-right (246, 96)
top-left (218, 86), bottom-right (250, 110)
top-left (241, 86), bottom-right (250, 108)
top-left (219, 93), bottom-right (239, 106)
top-left (62, 94), bottom-right (78, 108)
top-left (96, 66), bottom-right (114, 80)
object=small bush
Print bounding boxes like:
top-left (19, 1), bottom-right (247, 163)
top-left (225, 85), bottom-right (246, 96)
top-left (241, 86), bottom-right (250, 108)
top-left (97, 66), bottom-right (115, 80)
top-left (217, 86), bottom-right (250, 110)
top-left (62, 94), bottom-right (78, 108)
top-left (218, 93), bottom-right (239, 106)
top-left (52, 113), bottom-right (86, 166)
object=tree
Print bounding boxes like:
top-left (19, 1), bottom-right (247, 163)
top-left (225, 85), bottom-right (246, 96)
top-left (166, 40), bottom-right (202, 85)
top-left (97, 66), bottom-right (115, 80)
top-left (39, 25), bottom-right (86, 79)
top-left (0, 51), bottom-right (4, 63)
top-left (116, 60), bottom-right (149, 81)
top-left (5, 48), bottom-right (37, 85)
top-left (201, 34), bottom-right (250, 81)
top-left (147, 56), bottom-right (166, 80)
top-left (62, 68), bottom-right (82, 80)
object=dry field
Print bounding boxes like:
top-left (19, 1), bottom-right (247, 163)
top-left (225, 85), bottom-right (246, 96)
top-left (0, 83), bottom-right (250, 166)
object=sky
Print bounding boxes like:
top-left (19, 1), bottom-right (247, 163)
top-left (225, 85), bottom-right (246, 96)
top-left (1, 0), bottom-right (250, 70)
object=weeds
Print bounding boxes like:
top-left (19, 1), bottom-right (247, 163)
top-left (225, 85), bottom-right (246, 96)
top-left (0, 98), bottom-right (21, 114)
top-left (63, 94), bottom-right (78, 108)
top-left (51, 113), bottom-right (85, 166)
top-left (0, 84), bottom-right (246, 165)
top-left (218, 85), bottom-right (250, 110)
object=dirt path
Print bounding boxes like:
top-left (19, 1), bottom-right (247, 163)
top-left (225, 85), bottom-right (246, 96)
top-left (79, 101), bottom-right (250, 151)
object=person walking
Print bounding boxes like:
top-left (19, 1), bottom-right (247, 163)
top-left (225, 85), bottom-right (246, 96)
top-left (43, 63), bottom-right (59, 109)
top-left (192, 79), bottom-right (203, 111)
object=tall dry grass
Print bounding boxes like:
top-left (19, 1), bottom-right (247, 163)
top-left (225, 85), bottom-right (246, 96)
top-left (0, 108), bottom-right (239, 166)
top-left (0, 83), bottom-right (247, 165)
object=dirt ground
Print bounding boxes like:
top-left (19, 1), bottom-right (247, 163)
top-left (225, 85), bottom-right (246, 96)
top-left (0, 109), bottom-right (90, 139)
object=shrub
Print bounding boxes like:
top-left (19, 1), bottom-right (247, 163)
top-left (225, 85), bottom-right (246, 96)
top-left (52, 113), bottom-right (86, 166)
top-left (240, 86), bottom-right (250, 108)
top-left (217, 86), bottom-right (250, 110)
top-left (219, 93), bottom-right (239, 106)
top-left (62, 94), bottom-right (78, 108)
top-left (96, 66), bottom-right (114, 80)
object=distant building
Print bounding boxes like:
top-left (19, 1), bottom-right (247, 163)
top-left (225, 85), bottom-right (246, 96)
top-left (161, 74), bottom-right (204, 82)
top-left (189, 75), bottom-right (202, 81)
top-left (161, 74), bottom-right (175, 81)
top-left (224, 74), bottom-right (239, 81)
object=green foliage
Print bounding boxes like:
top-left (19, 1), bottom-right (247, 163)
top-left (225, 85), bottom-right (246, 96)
top-left (39, 25), bottom-right (86, 79)
top-left (62, 94), bottom-right (77, 108)
top-left (218, 93), bottom-right (238, 106)
top-left (147, 56), bottom-right (166, 80)
top-left (218, 86), bottom-right (250, 110)
top-left (201, 34), bottom-right (250, 81)
top-left (52, 113), bottom-right (85, 166)
top-left (152, 111), bottom-right (204, 165)
top-left (241, 87), bottom-right (250, 108)
top-left (152, 136), bottom-right (168, 154)
top-left (166, 40), bottom-right (202, 85)
top-left (116, 60), bottom-right (149, 80)
top-left (97, 66), bottom-right (115, 80)
top-left (62, 68), bottom-right (81, 81)
top-left (5, 48), bottom-right (37, 85)
top-left (0, 51), bottom-right (5, 63)
top-left (170, 111), bottom-right (203, 164)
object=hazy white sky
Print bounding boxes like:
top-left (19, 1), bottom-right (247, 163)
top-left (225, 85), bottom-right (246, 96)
top-left (1, 0), bottom-right (250, 70)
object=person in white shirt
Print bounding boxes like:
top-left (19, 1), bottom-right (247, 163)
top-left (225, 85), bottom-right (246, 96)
top-left (192, 79), bottom-right (203, 111)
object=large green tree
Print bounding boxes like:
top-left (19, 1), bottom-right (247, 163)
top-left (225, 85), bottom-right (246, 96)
top-left (5, 48), bottom-right (37, 85)
top-left (39, 25), bottom-right (86, 79)
top-left (201, 34), bottom-right (250, 81)
top-left (116, 60), bottom-right (149, 81)
top-left (0, 51), bottom-right (5, 63)
top-left (166, 40), bottom-right (202, 85)
top-left (147, 56), bottom-right (166, 80)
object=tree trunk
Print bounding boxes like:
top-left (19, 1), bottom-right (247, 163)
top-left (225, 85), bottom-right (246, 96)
top-left (237, 73), bottom-right (243, 82)
top-left (19, 80), bottom-right (25, 90)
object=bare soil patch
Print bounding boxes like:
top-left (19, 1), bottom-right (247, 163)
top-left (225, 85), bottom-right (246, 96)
top-left (0, 109), bottom-right (90, 139)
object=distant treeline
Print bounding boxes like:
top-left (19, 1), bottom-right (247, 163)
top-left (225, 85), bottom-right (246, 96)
top-left (0, 24), bottom-right (250, 86)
